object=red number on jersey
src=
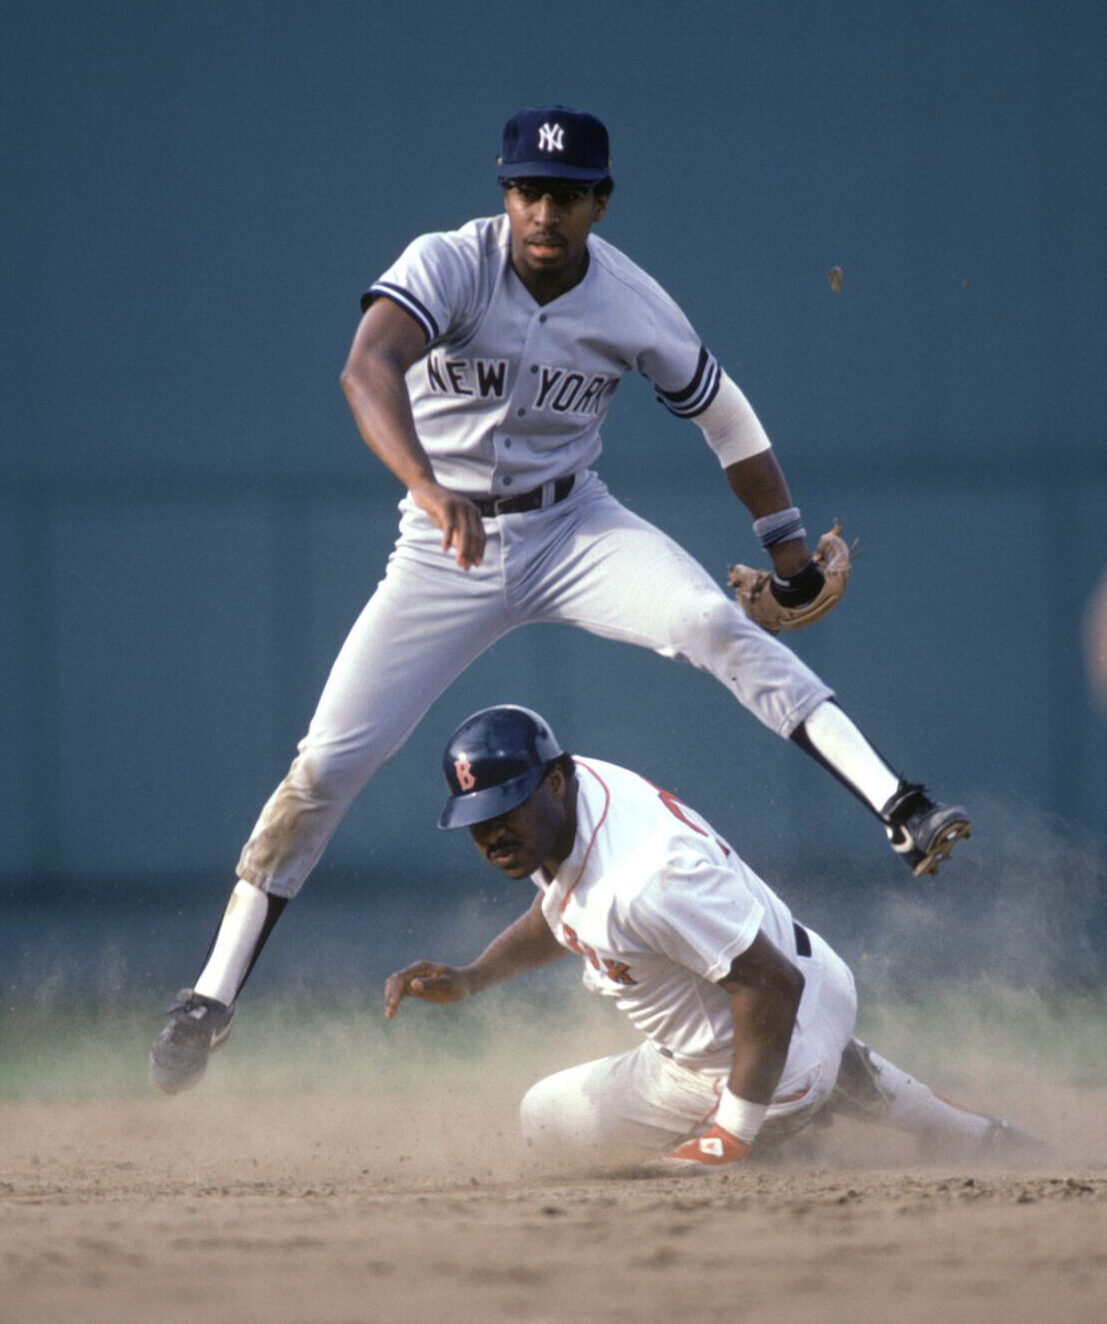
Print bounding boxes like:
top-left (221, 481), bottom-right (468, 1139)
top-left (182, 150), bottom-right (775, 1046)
top-left (655, 785), bottom-right (730, 857)
top-left (657, 787), bottom-right (707, 835)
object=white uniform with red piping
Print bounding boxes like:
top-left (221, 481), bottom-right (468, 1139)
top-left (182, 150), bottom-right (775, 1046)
top-left (521, 756), bottom-right (857, 1159)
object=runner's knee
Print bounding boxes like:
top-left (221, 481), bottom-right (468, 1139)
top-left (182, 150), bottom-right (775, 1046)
top-left (520, 1076), bottom-right (573, 1153)
top-left (520, 1072), bottom-right (608, 1156)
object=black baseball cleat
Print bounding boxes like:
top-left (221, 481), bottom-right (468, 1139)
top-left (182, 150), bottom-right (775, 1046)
top-left (148, 988), bottom-right (236, 1094)
top-left (881, 782), bottom-right (971, 877)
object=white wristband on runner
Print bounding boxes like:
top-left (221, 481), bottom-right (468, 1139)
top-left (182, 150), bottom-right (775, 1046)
top-left (715, 1088), bottom-right (768, 1144)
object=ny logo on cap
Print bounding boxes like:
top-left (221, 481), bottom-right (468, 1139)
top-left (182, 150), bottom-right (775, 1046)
top-left (538, 121), bottom-right (565, 153)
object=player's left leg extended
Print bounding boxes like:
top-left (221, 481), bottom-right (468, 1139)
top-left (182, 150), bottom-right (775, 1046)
top-left (828, 1039), bottom-right (1043, 1157)
top-left (151, 511), bottom-right (521, 1092)
top-left (526, 479), bottom-right (968, 876)
top-left (790, 704), bottom-right (970, 877)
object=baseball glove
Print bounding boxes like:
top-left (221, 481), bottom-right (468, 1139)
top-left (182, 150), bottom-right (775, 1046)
top-left (727, 521), bottom-right (856, 633)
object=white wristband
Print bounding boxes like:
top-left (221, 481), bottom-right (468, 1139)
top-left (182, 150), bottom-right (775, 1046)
top-left (715, 1088), bottom-right (768, 1144)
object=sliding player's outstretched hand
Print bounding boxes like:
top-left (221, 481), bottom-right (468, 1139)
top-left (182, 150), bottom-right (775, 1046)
top-left (383, 961), bottom-right (473, 1019)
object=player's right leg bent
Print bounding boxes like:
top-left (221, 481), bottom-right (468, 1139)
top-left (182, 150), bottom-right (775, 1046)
top-left (236, 529), bottom-right (515, 899)
top-left (529, 480), bottom-right (969, 876)
top-left (521, 477), bottom-right (832, 738)
top-left (519, 1040), bottom-right (721, 1168)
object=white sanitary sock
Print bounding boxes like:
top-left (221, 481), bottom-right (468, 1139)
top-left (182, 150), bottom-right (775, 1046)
top-left (193, 880), bottom-right (271, 1006)
top-left (867, 1047), bottom-right (993, 1142)
top-left (801, 701), bottom-right (901, 811)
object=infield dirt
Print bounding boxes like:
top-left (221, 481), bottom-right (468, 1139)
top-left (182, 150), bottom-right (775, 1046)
top-left (3, 989), bottom-right (1106, 1324)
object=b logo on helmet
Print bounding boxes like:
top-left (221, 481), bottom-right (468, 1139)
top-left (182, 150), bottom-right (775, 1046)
top-left (454, 754), bottom-right (476, 791)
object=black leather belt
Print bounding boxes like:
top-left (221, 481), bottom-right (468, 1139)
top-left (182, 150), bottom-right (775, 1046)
top-left (470, 474), bottom-right (575, 518)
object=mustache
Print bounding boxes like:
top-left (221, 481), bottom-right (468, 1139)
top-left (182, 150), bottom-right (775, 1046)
top-left (473, 825), bottom-right (522, 850)
top-left (485, 835), bottom-right (522, 852)
top-left (526, 232), bottom-right (566, 247)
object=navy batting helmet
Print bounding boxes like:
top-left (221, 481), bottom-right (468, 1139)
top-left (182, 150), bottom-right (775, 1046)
top-left (438, 705), bottom-right (563, 829)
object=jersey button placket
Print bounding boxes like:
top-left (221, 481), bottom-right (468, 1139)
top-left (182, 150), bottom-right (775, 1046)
top-left (504, 313), bottom-right (549, 492)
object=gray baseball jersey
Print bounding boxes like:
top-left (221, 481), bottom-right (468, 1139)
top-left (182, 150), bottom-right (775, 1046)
top-left (366, 214), bottom-right (721, 495)
top-left (236, 216), bottom-right (831, 900)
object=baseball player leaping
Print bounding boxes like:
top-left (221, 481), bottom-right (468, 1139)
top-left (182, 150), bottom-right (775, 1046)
top-left (386, 707), bottom-right (1035, 1168)
top-left (150, 106), bottom-right (970, 1095)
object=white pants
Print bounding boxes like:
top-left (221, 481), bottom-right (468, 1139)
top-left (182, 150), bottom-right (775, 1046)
top-left (521, 929), bottom-right (858, 1162)
top-left (237, 472), bottom-right (832, 898)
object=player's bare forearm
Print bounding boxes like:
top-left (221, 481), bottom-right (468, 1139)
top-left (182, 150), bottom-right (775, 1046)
top-left (724, 450), bottom-right (794, 517)
top-left (345, 370), bottom-right (483, 565)
top-left (724, 985), bottom-right (800, 1104)
top-left (383, 895), bottom-right (564, 1019)
top-left (718, 932), bottom-right (805, 1105)
top-left (725, 452), bottom-right (811, 577)
top-left (668, 936), bottom-right (803, 1168)
top-left (340, 314), bottom-right (437, 492)
top-left (340, 300), bottom-right (486, 568)
top-left (464, 893), bottom-right (567, 995)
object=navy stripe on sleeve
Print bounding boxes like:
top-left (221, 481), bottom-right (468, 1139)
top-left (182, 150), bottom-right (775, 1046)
top-left (362, 281), bottom-right (440, 343)
top-left (654, 346), bottom-right (722, 418)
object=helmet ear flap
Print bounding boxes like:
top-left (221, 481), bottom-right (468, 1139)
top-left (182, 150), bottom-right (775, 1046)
top-left (438, 705), bottom-right (563, 829)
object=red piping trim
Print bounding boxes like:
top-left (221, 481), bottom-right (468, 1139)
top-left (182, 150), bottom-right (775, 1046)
top-left (558, 760), bottom-right (610, 915)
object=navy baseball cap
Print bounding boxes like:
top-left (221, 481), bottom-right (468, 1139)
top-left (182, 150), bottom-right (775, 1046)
top-left (496, 106), bottom-right (611, 183)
